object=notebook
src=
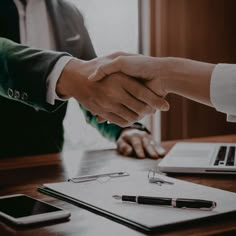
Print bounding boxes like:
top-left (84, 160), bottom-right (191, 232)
top-left (38, 170), bottom-right (236, 233)
top-left (158, 142), bottom-right (236, 174)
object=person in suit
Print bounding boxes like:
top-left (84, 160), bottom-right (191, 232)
top-left (0, 0), bottom-right (166, 158)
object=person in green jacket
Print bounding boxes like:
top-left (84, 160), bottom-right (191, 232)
top-left (0, 38), bottom-right (165, 158)
top-left (0, 0), bottom-right (166, 159)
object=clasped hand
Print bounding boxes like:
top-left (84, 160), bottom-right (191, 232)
top-left (88, 52), bottom-right (170, 120)
top-left (57, 52), bottom-right (167, 158)
top-left (57, 52), bottom-right (169, 127)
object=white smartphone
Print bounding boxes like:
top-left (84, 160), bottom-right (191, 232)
top-left (0, 194), bottom-right (71, 226)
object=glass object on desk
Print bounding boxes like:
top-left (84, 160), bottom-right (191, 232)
top-left (148, 169), bottom-right (174, 186)
top-left (68, 172), bottom-right (129, 183)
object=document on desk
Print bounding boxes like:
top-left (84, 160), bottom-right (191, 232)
top-left (38, 171), bottom-right (236, 233)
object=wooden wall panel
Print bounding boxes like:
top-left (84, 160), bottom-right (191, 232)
top-left (151, 0), bottom-right (236, 140)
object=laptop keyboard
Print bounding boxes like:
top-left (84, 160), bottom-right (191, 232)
top-left (226, 146), bottom-right (235, 166)
top-left (214, 146), bottom-right (235, 166)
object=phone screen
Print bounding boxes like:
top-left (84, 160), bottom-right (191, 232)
top-left (0, 195), bottom-right (62, 218)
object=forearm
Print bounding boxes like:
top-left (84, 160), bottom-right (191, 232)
top-left (0, 38), bottom-right (69, 111)
top-left (162, 57), bottom-right (216, 106)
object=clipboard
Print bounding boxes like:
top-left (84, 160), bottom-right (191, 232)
top-left (38, 171), bottom-right (236, 233)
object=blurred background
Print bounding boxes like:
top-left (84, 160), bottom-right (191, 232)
top-left (64, 0), bottom-right (236, 151)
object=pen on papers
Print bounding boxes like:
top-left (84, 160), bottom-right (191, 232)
top-left (112, 195), bottom-right (217, 210)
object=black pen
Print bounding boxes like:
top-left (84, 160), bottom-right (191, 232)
top-left (112, 195), bottom-right (217, 210)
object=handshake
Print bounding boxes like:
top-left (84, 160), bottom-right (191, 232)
top-left (57, 52), bottom-right (171, 127)
top-left (57, 52), bottom-right (214, 127)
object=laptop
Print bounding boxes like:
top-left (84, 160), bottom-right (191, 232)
top-left (158, 142), bottom-right (236, 174)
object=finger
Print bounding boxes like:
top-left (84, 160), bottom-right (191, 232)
top-left (115, 89), bottom-right (155, 116)
top-left (89, 55), bottom-right (151, 82)
top-left (143, 137), bottom-right (166, 156)
top-left (89, 58), bottom-right (123, 81)
top-left (83, 92), bottom-right (137, 125)
top-left (100, 104), bottom-right (142, 126)
top-left (97, 117), bottom-right (106, 123)
top-left (89, 55), bottom-right (142, 81)
top-left (98, 112), bottom-right (132, 127)
top-left (154, 144), bottom-right (166, 156)
top-left (128, 136), bottom-right (145, 159)
top-left (142, 137), bottom-right (159, 159)
top-left (95, 90), bottom-right (154, 124)
top-left (96, 102), bottom-right (148, 126)
top-left (114, 104), bottom-right (143, 124)
top-left (94, 96), bottom-right (141, 125)
top-left (108, 52), bottom-right (138, 60)
top-left (124, 78), bottom-right (170, 111)
top-left (144, 143), bottom-right (159, 159)
top-left (117, 140), bottom-right (133, 156)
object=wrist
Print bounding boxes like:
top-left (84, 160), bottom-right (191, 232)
top-left (159, 57), bottom-right (187, 94)
top-left (129, 123), bottom-right (151, 134)
top-left (56, 58), bottom-right (85, 99)
top-left (161, 57), bottom-right (215, 106)
top-left (150, 57), bottom-right (179, 96)
top-left (119, 123), bottom-right (151, 138)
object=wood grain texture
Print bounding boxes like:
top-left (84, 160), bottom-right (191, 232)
top-left (0, 135), bottom-right (236, 236)
top-left (151, 0), bottom-right (236, 140)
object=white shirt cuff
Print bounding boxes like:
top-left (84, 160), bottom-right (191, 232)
top-left (227, 114), bottom-right (236, 122)
top-left (210, 63), bottom-right (236, 122)
top-left (46, 56), bottom-right (73, 105)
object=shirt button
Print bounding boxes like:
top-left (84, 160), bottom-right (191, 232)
top-left (7, 88), bottom-right (14, 98)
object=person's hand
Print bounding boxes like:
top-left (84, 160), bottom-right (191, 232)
top-left (89, 54), bottom-right (168, 96)
top-left (89, 53), bottom-right (216, 108)
top-left (116, 128), bottom-right (166, 159)
top-left (88, 54), bottom-right (170, 111)
top-left (56, 54), bottom-right (169, 127)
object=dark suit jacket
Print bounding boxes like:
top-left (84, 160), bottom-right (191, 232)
top-left (0, 0), bottom-right (123, 157)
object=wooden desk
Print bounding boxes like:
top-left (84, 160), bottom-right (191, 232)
top-left (0, 135), bottom-right (236, 236)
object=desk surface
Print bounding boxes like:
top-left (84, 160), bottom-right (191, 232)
top-left (0, 135), bottom-right (236, 236)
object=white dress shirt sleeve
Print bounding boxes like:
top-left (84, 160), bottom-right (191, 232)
top-left (46, 56), bottom-right (73, 105)
top-left (210, 63), bottom-right (236, 122)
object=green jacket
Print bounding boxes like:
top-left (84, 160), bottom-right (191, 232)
top-left (0, 38), bottom-right (122, 157)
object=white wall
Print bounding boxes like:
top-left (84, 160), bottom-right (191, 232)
top-left (63, 0), bottom-right (139, 151)
top-left (71, 0), bottom-right (138, 56)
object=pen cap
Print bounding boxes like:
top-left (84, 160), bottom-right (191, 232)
top-left (137, 196), bottom-right (171, 205)
top-left (176, 198), bottom-right (216, 209)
